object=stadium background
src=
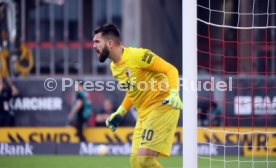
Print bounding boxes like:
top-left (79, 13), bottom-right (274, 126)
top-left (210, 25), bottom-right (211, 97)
top-left (0, 0), bottom-right (183, 158)
top-left (0, 0), bottom-right (275, 167)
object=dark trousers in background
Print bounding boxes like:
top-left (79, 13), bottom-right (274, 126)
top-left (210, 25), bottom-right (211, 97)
top-left (75, 112), bottom-right (87, 142)
top-left (0, 113), bottom-right (14, 127)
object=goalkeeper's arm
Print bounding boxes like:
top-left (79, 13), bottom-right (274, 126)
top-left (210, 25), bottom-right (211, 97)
top-left (145, 55), bottom-right (183, 109)
top-left (106, 94), bottom-right (133, 131)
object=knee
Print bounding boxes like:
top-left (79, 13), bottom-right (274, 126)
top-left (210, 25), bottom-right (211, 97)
top-left (137, 156), bottom-right (153, 168)
top-left (137, 156), bottom-right (163, 168)
top-left (137, 156), bottom-right (148, 168)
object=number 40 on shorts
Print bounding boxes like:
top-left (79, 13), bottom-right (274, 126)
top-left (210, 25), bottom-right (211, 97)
top-left (141, 129), bottom-right (154, 141)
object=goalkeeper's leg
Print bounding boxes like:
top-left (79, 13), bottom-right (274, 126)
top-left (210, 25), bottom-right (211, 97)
top-left (130, 153), bottom-right (141, 168)
top-left (130, 151), bottom-right (163, 168)
top-left (137, 149), bottom-right (163, 168)
top-left (138, 156), bottom-right (162, 168)
top-left (130, 119), bottom-right (143, 168)
top-left (135, 105), bottom-right (179, 168)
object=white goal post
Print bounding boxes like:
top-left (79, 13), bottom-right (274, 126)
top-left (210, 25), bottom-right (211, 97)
top-left (183, 0), bottom-right (276, 168)
top-left (182, 0), bottom-right (197, 168)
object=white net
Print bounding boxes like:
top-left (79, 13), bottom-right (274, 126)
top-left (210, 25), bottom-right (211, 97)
top-left (197, 0), bottom-right (276, 167)
top-left (198, 128), bottom-right (276, 168)
top-left (198, 0), bottom-right (276, 29)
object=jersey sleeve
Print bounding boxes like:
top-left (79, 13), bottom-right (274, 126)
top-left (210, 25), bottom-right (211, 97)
top-left (146, 56), bottom-right (179, 90)
top-left (133, 49), bottom-right (179, 90)
top-left (132, 49), bottom-right (157, 69)
top-left (121, 93), bottom-right (133, 111)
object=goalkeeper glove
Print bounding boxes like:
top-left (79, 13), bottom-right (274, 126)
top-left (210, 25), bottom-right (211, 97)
top-left (162, 89), bottom-right (183, 110)
top-left (106, 106), bottom-right (127, 132)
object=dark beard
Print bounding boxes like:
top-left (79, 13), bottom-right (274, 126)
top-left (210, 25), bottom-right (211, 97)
top-left (99, 45), bottom-right (109, 63)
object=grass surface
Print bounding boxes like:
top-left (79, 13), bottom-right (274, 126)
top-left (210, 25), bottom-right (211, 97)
top-left (0, 155), bottom-right (275, 168)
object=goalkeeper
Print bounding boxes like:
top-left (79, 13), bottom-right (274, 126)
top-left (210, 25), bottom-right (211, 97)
top-left (93, 24), bottom-right (182, 168)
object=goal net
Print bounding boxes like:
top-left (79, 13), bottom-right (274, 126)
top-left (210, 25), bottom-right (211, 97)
top-left (197, 0), bottom-right (276, 167)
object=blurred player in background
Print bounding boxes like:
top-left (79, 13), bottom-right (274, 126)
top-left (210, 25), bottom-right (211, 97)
top-left (67, 81), bottom-right (92, 142)
top-left (93, 23), bottom-right (182, 168)
top-left (0, 77), bottom-right (18, 127)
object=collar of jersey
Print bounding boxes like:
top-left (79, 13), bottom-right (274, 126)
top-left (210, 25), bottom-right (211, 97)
top-left (113, 48), bottom-right (126, 66)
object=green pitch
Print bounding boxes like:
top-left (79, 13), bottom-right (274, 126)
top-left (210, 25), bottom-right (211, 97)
top-left (0, 156), bottom-right (275, 168)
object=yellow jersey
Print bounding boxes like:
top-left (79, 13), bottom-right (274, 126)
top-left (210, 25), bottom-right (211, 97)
top-left (110, 47), bottom-right (178, 118)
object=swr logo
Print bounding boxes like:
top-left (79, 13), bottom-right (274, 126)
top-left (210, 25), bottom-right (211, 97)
top-left (7, 132), bottom-right (72, 143)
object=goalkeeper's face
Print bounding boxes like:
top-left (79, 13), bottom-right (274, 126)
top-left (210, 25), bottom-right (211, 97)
top-left (93, 33), bottom-right (110, 63)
